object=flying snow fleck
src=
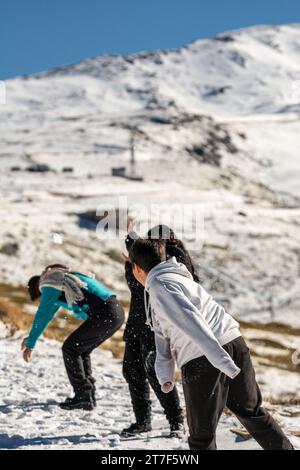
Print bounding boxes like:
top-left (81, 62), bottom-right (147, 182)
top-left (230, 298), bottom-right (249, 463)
top-left (51, 233), bottom-right (63, 245)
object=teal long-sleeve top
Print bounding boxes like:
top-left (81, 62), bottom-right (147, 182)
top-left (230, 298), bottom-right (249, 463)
top-left (26, 273), bottom-right (116, 349)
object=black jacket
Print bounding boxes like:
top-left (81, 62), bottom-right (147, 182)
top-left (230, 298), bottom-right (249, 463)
top-left (123, 231), bottom-right (199, 339)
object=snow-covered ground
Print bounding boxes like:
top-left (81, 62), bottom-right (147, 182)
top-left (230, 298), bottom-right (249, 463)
top-left (0, 325), bottom-right (299, 450)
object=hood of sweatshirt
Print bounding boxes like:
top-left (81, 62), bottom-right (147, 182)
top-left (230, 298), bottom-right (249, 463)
top-left (144, 257), bottom-right (194, 330)
top-left (145, 257), bottom-right (193, 292)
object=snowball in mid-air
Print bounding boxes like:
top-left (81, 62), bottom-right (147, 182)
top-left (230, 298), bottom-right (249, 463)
top-left (51, 233), bottom-right (63, 245)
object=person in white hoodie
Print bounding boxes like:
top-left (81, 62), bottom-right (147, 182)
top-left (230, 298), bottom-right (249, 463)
top-left (129, 238), bottom-right (293, 450)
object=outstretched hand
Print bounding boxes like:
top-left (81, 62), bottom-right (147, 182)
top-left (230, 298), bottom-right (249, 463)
top-left (162, 381), bottom-right (174, 393)
top-left (23, 348), bottom-right (33, 363)
top-left (21, 337), bottom-right (33, 363)
top-left (127, 218), bottom-right (134, 233)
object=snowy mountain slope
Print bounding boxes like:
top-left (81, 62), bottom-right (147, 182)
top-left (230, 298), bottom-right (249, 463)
top-left (5, 24), bottom-right (300, 118)
top-left (1, 24), bottom-right (300, 197)
top-left (222, 116), bottom-right (300, 196)
top-left (0, 327), bottom-right (299, 450)
top-left (0, 24), bottom-right (300, 327)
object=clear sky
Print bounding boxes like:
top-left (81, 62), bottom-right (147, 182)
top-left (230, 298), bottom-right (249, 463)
top-left (1, 0), bottom-right (300, 79)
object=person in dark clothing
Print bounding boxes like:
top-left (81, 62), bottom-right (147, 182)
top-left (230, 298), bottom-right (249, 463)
top-left (61, 291), bottom-right (124, 410)
top-left (22, 264), bottom-right (124, 411)
top-left (122, 328), bottom-right (183, 434)
top-left (121, 225), bottom-right (199, 437)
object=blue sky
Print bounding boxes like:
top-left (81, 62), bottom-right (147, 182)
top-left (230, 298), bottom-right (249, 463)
top-left (1, 0), bottom-right (300, 79)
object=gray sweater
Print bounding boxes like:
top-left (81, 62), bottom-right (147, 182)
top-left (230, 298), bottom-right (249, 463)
top-left (145, 257), bottom-right (241, 392)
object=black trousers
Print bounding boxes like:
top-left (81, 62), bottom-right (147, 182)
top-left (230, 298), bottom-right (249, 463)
top-left (123, 330), bottom-right (183, 425)
top-left (62, 295), bottom-right (124, 394)
top-left (182, 336), bottom-right (293, 450)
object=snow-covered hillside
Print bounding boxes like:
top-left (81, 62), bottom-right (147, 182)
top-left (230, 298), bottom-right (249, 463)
top-left (0, 325), bottom-right (299, 450)
top-left (1, 24), bottom-right (300, 327)
top-left (6, 24), bottom-right (300, 117)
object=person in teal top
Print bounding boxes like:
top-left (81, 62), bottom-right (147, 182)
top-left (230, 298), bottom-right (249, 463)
top-left (22, 264), bottom-right (124, 411)
top-left (25, 272), bottom-right (116, 349)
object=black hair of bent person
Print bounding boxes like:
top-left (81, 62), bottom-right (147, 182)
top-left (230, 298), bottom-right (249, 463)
top-left (27, 276), bottom-right (41, 301)
top-left (129, 239), bottom-right (166, 273)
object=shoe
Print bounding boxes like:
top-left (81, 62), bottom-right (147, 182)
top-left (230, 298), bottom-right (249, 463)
top-left (169, 422), bottom-right (185, 439)
top-left (61, 387), bottom-right (96, 408)
top-left (59, 392), bottom-right (94, 411)
top-left (121, 422), bottom-right (152, 437)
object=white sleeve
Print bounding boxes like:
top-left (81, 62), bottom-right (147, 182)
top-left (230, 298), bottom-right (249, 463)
top-left (154, 331), bottom-right (175, 393)
top-left (152, 280), bottom-right (240, 379)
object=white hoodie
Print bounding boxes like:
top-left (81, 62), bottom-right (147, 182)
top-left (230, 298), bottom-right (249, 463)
top-left (145, 257), bottom-right (241, 392)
